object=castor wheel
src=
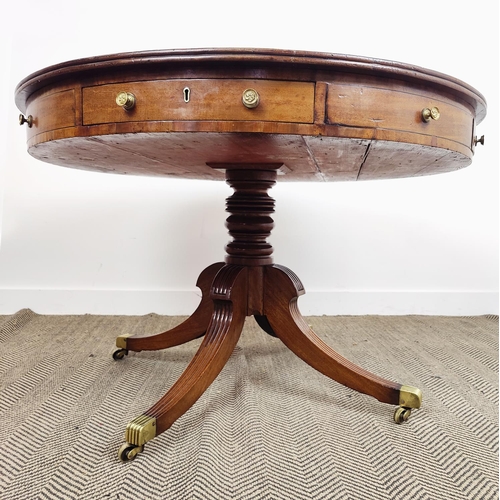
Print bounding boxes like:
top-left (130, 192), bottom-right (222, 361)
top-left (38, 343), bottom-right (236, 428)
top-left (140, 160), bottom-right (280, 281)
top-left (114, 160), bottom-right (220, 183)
top-left (394, 407), bottom-right (412, 424)
top-left (112, 348), bottom-right (128, 361)
top-left (118, 442), bottom-right (143, 462)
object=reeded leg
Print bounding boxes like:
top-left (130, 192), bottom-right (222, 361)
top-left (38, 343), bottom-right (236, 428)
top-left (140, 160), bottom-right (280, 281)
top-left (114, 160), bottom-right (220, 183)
top-left (113, 263), bottom-right (224, 359)
top-left (118, 265), bottom-right (248, 461)
top-left (262, 265), bottom-right (422, 414)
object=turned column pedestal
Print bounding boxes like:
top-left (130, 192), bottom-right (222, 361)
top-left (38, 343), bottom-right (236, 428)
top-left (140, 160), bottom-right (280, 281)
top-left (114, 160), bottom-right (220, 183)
top-left (113, 166), bottom-right (422, 461)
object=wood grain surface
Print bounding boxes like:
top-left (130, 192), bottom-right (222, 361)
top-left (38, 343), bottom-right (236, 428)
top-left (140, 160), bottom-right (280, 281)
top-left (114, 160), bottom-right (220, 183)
top-left (16, 48), bottom-right (486, 181)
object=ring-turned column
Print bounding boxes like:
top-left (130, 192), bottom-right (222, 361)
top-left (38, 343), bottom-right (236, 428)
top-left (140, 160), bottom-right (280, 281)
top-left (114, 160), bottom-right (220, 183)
top-left (224, 168), bottom-right (277, 267)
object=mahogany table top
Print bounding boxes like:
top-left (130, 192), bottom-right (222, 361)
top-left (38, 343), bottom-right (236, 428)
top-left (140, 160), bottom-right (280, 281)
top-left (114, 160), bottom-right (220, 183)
top-left (15, 48), bottom-right (486, 181)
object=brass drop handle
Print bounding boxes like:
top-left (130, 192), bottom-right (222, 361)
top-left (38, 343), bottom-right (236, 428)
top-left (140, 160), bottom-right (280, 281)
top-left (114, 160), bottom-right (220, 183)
top-left (116, 91), bottom-right (136, 110)
top-left (19, 114), bottom-right (33, 127)
top-left (422, 107), bottom-right (440, 122)
top-left (242, 88), bottom-right (260, 109)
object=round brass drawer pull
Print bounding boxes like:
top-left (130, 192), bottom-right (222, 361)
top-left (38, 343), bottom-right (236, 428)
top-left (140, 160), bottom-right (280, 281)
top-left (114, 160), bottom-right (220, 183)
top-left (474, 135), bottom-right (485, 146)
top-left (19, 114), bottom-right (33, 127)
top-left (242, 88), bottom-right (260, 109)
top-left (422, 106), bottom-right (440, 122)
top-left (116, 91), bottom-right (136, 110)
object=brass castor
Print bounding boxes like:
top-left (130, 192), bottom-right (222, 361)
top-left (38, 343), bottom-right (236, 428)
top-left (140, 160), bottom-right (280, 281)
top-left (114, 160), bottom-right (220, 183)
top-left (118, 442), bottom-right (143, 462)
top-left (394, 407), bottom-right (412, 424)
top-left (112, 348), bottom-right (128, 361)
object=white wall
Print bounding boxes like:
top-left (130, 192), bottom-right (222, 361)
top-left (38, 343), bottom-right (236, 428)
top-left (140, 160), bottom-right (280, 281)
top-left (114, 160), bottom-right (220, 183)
top-left (0, 0), bottom-right (498, 315)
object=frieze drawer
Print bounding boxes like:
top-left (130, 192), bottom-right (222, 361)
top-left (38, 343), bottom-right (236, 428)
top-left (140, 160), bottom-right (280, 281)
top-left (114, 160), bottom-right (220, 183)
top-left (83, 79), bottom-right (315, 125)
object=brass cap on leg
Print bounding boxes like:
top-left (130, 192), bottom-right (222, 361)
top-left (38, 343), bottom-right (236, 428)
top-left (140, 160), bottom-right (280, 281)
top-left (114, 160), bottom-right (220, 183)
top-left (116, 333), bottom-right (133, 349)
top-left (399, 385), bottom-right (423, 409)
top-left (125, 415), bottom-right (157, 446)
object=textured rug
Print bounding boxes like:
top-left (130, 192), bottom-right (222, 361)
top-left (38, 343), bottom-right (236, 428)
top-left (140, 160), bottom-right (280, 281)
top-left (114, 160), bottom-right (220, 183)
top-left (0, 310), bottom-right (497, 500)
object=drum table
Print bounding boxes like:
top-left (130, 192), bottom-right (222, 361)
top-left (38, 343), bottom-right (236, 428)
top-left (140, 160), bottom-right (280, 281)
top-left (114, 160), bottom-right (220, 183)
top-left (16, 48), bottom-right (486, 461)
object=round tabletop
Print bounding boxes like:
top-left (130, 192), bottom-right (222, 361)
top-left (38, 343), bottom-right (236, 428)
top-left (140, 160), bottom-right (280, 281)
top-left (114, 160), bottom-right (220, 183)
top-left (16, 48), bottom-right (486, 181)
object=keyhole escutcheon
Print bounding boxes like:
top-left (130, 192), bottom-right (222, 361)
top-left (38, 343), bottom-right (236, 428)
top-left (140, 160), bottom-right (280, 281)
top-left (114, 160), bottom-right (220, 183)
top-left (183, 87), bottom-right (190, 103)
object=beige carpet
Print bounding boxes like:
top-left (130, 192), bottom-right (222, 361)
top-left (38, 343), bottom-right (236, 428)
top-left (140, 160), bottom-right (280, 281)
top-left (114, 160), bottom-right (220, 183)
top-left (0, 309), bottom-right (497, 500)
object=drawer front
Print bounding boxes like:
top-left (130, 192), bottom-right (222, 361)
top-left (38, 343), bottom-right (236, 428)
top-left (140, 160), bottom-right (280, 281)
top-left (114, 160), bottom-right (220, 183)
top-left (26, 89), bottom-right (76, 139)
top-left (82, 79), bottom-right (315, 125)
top-left (326, 84), bottom-right (473, 148)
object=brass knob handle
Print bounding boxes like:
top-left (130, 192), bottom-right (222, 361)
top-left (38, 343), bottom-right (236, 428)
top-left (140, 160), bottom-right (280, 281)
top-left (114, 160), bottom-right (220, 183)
top-left (116, 91), bottom-right (136, 110)
top-left (474, 135), bottom-right (485, 146)
top-left (422, 107), bottom-right (440, 122)
top-left (242, 88), bottom-right (260, 109)
top-left (19, 114), bottom-right (33, 127)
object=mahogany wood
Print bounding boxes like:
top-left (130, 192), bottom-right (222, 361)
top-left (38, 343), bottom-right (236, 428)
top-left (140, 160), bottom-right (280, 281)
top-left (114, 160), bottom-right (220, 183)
top-left (15, 49), bottom-right (487, 452)
top-left (126, 263), bottom-right (224, 352)
top-left (263, 265), bottom-right (401, 405)
top-left (120, 168), bottom-right (402, 440)
top-left (223, 168), bottom-right (278, 267)
top-left (146, 264), bottom-right (248, 435)
top-left (82, 79), bottom-right (315, 125)
top-left (16, 48), bottom-right (486, 181)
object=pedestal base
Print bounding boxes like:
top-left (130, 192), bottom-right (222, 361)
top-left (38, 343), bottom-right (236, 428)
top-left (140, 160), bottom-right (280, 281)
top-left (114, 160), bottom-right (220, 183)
top-left (114, 262), bottom-right (422, 461)
top-left (113, 167), bottom-right (421, 461)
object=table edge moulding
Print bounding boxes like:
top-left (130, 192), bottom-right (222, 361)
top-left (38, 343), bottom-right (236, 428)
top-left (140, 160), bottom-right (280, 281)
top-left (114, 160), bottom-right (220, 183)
top-left (15, 48), bottom-right (487, 461)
